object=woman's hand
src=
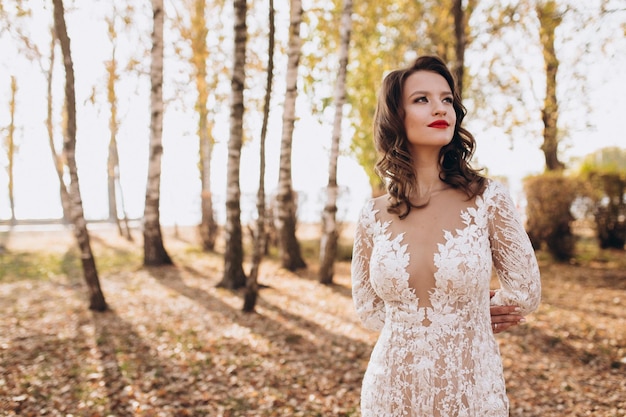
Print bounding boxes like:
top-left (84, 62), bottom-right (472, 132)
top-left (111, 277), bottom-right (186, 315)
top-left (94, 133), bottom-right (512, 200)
top-left (490, 290), bottom-right (525, 334)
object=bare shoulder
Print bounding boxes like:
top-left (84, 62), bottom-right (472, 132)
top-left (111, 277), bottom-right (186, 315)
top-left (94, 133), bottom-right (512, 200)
top-left (371, 194), bottom-right (390, 210)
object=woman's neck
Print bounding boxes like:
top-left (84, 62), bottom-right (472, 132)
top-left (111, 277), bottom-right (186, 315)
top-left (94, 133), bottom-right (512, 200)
top-left (413, 160), bottom-right (445, 194)
top-left (410, 166), bottom-right (449, 207)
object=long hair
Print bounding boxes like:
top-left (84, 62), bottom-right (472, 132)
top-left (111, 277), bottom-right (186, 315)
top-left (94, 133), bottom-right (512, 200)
top-left (373, 55), bottom-right (486, 218)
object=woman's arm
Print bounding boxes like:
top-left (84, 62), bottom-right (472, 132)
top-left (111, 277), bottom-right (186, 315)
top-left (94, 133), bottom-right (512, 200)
top-left (351, 202), bottom-right (386, 331)
top-left (488, 183), bottom-right (542, 315)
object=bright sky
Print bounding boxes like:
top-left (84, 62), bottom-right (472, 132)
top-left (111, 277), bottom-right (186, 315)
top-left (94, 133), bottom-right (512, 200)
top-left (0, 2), bottom-right (624, 225)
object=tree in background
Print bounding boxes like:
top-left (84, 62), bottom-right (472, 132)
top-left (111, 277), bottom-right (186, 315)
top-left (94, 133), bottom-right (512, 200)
top-left (44, 28), bottom-right (72, 224)
top-left (52, 0), bottom-right (107, 311)
top-left (318, 0), bottom-right (352, 285)
top-left (276, 0), bottom-right (307, 271)
top-left (105, 6), bottom-right (132, 240)
top-left (512, 1), bottom-right (620, 259)
top-left (0, 0), bottom-right (622, 260)
top-left (0, 6), bottom-right (72, 223)
top-left (177, 0), bottom-right (221, 251)
top-left (143, 0), bottom-right (172, 266)
top-left (535, 1), bottom-right (610, 171)
top-left (451, 0), bottom-right (477, 97)
top-left (537, 0), bottom-right (565, 171)
top-left (244, 0), bottom-right (276, 312)
top-left (507, 0), bottom-right (571, 259)
top-left (219, 0), bottom-right (248, 289)
top-left (470, 1), bottom-right (620, 170)
top-left (3, 76), bottom-right (17, 224)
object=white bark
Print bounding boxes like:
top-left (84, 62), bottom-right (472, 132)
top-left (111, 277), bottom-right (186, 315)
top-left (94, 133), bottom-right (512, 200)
top-left (319, 0), bottom-right (352, 284)
top-left (143, 0), bottom-right (171, 265)
top-left (220, 0), bottom-right (248, 289)
top-left (276, 0), bottom-right (306, 271)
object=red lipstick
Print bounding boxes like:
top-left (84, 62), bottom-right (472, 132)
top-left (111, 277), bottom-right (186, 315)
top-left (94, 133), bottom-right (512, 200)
top-left (428, 120), bottom-right (449, 128)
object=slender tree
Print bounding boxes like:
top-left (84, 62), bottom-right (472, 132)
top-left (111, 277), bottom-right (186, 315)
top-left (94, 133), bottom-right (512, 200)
top-left (219, 0), bottom-right (248, 289)
top-left (105, 44), bottom-right (119, 225)
top-left (44, 28), bottom-right (72, 223)
top-left (452, 0), bottom-right (467, 96)
top-left (537, 0), bottom-right (565, 171)
top-left (186, 0), bottom-right (219, 251)
top-left (473, 1), bottom-right (619, 170)
top-left (5, 20), bottom-right (72, 222)
top-left (5, 76), bottom-right (17, 224)
top-left (52, 0), bottom-right (107, 311)
top-left (105, 10), bottom-right (132, 240)
top-left (244, 0), bottom-right (275, 312)
top-left (276, 0), bottom-right (306, 271)
top-left (143, 0), bottom-right (173, 266)
top-left (318, 0), bottom-right (352, 285)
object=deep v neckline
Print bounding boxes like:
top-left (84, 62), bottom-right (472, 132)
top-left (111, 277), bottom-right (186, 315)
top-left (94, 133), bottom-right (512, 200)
top-left (373, 196), bottom-right (481, 308)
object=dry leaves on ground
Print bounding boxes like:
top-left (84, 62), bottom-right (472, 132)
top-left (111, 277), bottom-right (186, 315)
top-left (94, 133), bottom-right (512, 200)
top-left (0, 226), bottom-right (625, 416)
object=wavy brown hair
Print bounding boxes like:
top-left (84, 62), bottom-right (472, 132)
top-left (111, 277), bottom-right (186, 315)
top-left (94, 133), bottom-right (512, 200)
top-left (373, 55), bottom-right (486, 218)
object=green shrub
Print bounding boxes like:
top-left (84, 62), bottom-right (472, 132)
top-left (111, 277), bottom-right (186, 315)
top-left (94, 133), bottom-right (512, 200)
top-left (576, 147), bottom-right (626, 250)
top-left (524, 172), bottom-right (580, 260)
top-left (586, 173), bottom-right (626, 249)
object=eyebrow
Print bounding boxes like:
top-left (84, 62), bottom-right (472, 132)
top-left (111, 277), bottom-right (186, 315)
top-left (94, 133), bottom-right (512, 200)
top-left (407, 90), bottom-right (453, 99)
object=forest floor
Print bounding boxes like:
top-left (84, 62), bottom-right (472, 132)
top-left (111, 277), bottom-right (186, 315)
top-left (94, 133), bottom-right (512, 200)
top-left (0, 224), bottom-right (625, 417)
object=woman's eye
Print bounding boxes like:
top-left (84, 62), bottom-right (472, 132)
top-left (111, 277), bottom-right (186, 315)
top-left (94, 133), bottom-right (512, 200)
top-left (414, 96), bottom-right (428, 103)
top-left (443, 97), bottom-right (453, 104)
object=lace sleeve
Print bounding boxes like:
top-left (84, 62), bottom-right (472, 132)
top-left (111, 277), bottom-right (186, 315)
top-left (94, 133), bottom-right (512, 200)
top-left (351, 202), bottom-right (386, 331)
top-left (488, 182), bottom-right (541, 315)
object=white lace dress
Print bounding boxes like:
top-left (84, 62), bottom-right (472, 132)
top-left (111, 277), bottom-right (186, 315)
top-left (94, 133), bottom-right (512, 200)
top-left (351, 180), bottom-right (541, 417)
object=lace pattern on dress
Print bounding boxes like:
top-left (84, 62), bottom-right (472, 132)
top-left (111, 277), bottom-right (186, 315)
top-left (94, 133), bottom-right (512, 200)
top-left (351, 180), bottom-right (541, 417)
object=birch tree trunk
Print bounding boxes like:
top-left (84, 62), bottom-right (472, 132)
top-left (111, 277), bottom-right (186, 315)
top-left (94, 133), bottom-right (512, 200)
top-left (537, 0), bottom-right (565, 171)
top-left (189, 0), bottom-right (218, 251)
top-left (143, 0), bottom-right (172, 266)
top-left (6, 76), bottom-right (17, 224)
top-left (106, 44), bottom-right (119, 226)
top-left (319, 0), bottom-right (352, 285)
top-left (244, 0), bottom-right (275, 312)
top-left (276, 0), bottom-right (306, 271)
top-left (106, 7), bottom-right (132, 240)
top-left (219, 0), bottom-right (248, 289)
top-left (52, 0), bottom-right (107, 311)
top-left (199, 132), bottom-right (218, 251)
top-left (44, 28), bottom-right (72, 224)
top-left (105, 35), bottom-right (131, 240)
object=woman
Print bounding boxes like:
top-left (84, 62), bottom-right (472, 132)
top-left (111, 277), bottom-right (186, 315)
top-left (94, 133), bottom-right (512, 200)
top-left (351, 55), bottom-right (541, 416)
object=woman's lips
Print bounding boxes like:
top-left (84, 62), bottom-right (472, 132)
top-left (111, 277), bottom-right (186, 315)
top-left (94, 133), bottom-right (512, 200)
top-left (428, 120), bottom-right (450, 128)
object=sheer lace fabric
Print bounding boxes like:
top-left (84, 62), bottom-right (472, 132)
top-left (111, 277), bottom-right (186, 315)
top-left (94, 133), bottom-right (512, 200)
top-left (351, 180), bottom-right (541, 417)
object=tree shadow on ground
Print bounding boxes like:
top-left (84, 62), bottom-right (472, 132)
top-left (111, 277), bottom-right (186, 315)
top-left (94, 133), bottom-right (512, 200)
top-left (0, 330), bottom-right (93, 414)
top-left (502, 308), bottom-right (625, 416)
top-left (146, 263), bottom-right (369, 414)
top-left (283, 260), bottom-right (354, 299)
top-left (542, 262), bottom-right (626, 290)
top-left (148, 263), bottom-right (370, 350)
top-left (91, 308), bottom-right (214, 415)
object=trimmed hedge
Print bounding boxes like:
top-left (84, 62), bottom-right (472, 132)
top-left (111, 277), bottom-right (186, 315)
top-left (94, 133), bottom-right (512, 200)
top-left (587, 173), bottom-right (626, 249)
top-left (524, 172), bottom-right (580, 261)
